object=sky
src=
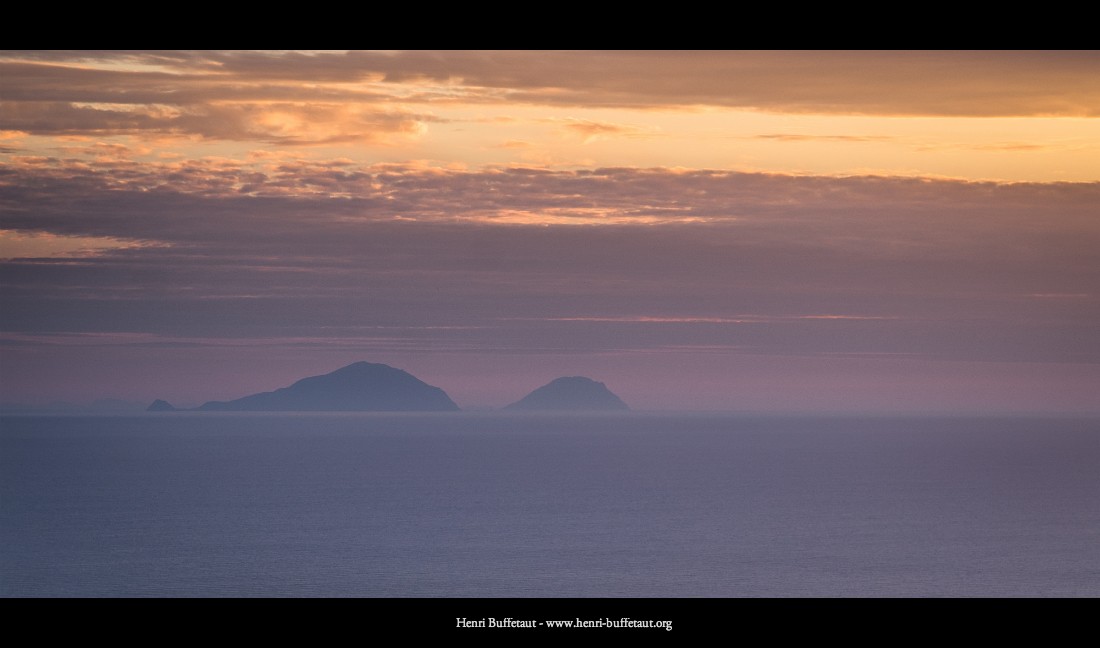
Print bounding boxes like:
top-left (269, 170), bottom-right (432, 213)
top-left (1, 50), bottom-right (1099, 412)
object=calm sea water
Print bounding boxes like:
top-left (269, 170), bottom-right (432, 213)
top-left (2, 413), bottom-right (1098, 597)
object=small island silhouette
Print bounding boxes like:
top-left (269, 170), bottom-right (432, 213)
top-left (505, 376), bottom-right (629, 411)
top-left (146, 399), bottom-right (176, 412)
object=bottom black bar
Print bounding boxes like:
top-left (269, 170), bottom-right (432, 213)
top-left (4, 597), bottom-right (1093, 642)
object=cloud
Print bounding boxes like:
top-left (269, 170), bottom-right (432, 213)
top-left (3, 163), bottom-right (1099, 409)
top-left (0, 98), bottom-right (436, 145)
top-left (3, 51), bottom-right (1098, 126)
top-left (0, 229), bottom-right (154, 259)
top-left (205, 50), bottom-right (1100, 116)
top-left (754, 134), bottom-right (896, 143)
top-left (1026, 293), bottom-right (1092, 299)
top-left (2, 160), bottom-right (1098, 367)
top-left (4, 158), bottom-right (1099, 244)
top-left (556, 118), bottom-right (657, 143)
top-left (512, 315), bottom-right (902, 323)
top-left (493, 139), bottom-right (535, 149)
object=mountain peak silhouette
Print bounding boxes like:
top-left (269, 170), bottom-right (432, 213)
top-left (146, 399), bottom-right (176, 412)
top-left (195, 361), bottom-right (459, 411)
top-left (504, 376), bottom-right (629, 411)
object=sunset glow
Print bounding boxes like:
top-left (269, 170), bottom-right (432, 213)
top-left (2, 50), bottom-right (1098, 411)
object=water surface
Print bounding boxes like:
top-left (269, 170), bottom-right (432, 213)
top-left (2, 413), bottom-right (1098, 597)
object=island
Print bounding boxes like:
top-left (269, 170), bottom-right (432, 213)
top-left (149, 362), bottom-right (460, 412)
top-left (504, 376), bottom-right (629, 411)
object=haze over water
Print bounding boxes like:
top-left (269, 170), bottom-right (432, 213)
top-left (3, 413), bottom-right (1097, 597)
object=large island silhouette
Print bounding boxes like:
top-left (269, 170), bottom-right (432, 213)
top-left (505, 376), bottom-right (629, 411)
top-left (150, 362), bottom-right (459, 411)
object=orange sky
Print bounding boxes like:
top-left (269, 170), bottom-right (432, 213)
top-left (2, 50), bottom-right (1098, 185)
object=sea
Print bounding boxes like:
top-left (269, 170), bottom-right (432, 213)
top-left (2, 412), bottom-right (1098, 598)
